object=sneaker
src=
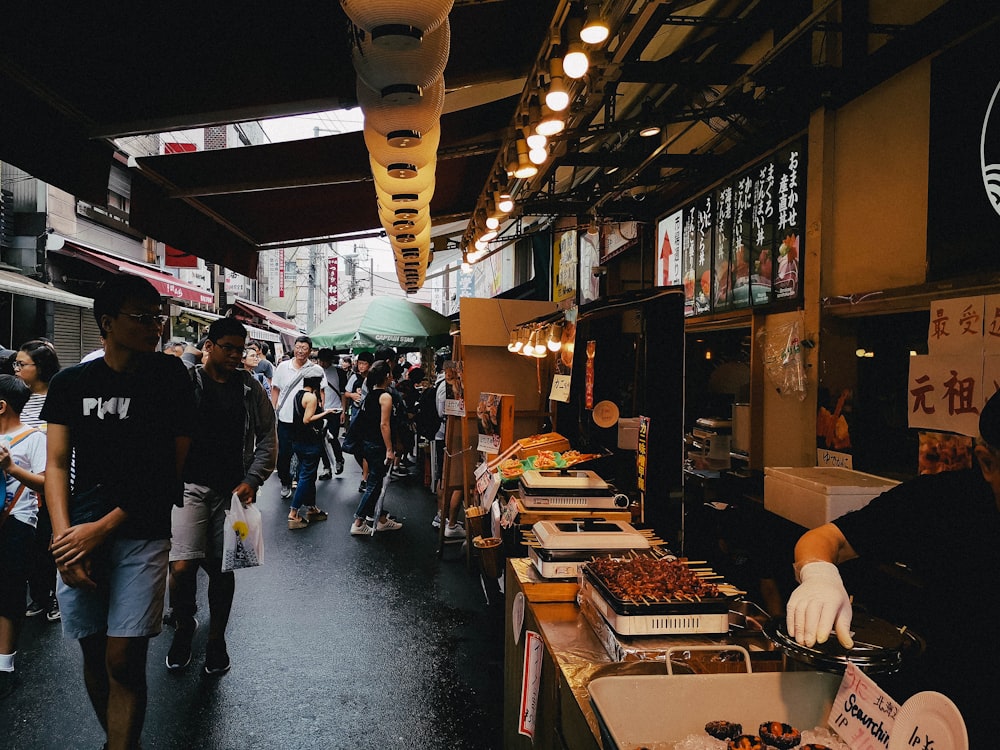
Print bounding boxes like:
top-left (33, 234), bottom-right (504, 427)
top-left (445, 521), bottom-right (466, 539)
top-left (0, 670), bottom-right (17, 700)
top-left (288, 515), bottom-right (309, 530)
top-left (46, 599), bottom-right (61, 622)
top-left (204, 639), bottom-right (231, 676)
top-left (431, 512), bottom-right (441, 529)
top-left (25, 600), bottom-right (45, 618)
top-left (390, 467), bottom-right (409, 479)
top-left (318, 470), bottom-right (332, 481)
top-left (376, 517), bottom-right (403, 532)
top-left (280, 485), bottom-right (293, 499)
top-left (358, 480), bottom-right (367, 493)
top-left (335, 460), bottom-right (345, 475)
top-left (166, 617), bottom-right (198, 670)
top-left (305, 507), bottom-right (328, 522)
top-left (350, 521), bottom-right (374, 536)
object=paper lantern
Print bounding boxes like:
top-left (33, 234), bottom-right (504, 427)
top-left (358, 75), bottom-right (444, 139)
top-left (352, 20), bottom-right (450, 100)
top-left (341, 0), bottom-right (453, 50)
top-left (364, 123), bottom-right (439, 171)
top-left (374, 182), bottom-right (434, 214)
top-left (371, 156), bottom-right (435, 195)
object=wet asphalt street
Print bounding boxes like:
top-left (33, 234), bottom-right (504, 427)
top-left (1, 461), bottom-right (505, 750)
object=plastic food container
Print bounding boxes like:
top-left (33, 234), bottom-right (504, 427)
top-left (763, 467), bottom-right (899, 528)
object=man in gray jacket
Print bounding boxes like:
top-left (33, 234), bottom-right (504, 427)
top-left (166, 317), bottom-right (277, 675)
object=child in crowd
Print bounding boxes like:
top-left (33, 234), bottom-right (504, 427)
top-left (0, 374), bottom-right (47, 700)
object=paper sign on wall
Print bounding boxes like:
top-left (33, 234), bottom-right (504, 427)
top-left (518, 630), bottom-right (544, 740)
top-left (907, 354), bottom-right (985, 437)
top-left (927, 296), bottom-right (983, 355)
top-left (828, 663), bottom-right (899, 749)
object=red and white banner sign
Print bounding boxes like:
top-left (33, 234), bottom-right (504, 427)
top-left (328, 256), bottom-right (339, 313)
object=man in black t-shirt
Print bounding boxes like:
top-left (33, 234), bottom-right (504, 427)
top-left (43, 274), bottom-right (197, 750)
top-left (787, 390), bottom-right (1000, 746)
top-left (166, 318), bottom-right (276, 676)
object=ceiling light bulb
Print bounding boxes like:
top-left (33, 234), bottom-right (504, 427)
top-left (639, 124), bottom-right (661, 137)
top-left (563, 44), bottom-right (589, 79)
top-left (485, 215), bottom-right (500, 230)
top-left (522, 339), bottom-right (535, 356)
top-left (545, 58), bottom-right (570, 112)
top-left (497, 192), bottom-right (514, 213)
top-left (479, 228), bottom-right (498, 243)
top-left (474, 238), bottom-right (488, 252)
top-left (580, 1), bottom-right (610, 45)
top-left (528, 147), bottom-right (547, 165)
top-left (513, 138), bottom-right (538, 179)
top-left (535, 106), bottom-right (565, 137)
top-left (526, 131), bottom-right (547, 150)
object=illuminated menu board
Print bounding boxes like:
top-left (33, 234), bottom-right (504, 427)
top-left (658, 137), bottom-right (806, 315)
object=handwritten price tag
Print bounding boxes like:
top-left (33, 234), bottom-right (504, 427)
top-left (828, 663), bottom-right (899, 750)
top-left (518, 630), bottom-right (544, 739)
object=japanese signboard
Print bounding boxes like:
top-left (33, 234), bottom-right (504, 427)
top-left (553, 229), bottom-right (577, 303)
top-left (327, 256), bottom-right (339, 313)
top-left (661, 137), bottom-right (806, 316)
top-left (656, 210), bottom-right (683, 288)
top-left (774, 146), bottom-right (804, 300)
top-left (713, 185), bottom-right (734, 311)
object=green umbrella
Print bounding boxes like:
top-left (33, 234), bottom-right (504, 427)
top-left (308, 296), bottom-right (452, 351)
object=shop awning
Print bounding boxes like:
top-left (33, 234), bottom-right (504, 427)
top-left (172, 305), bottom-right (281, 343)
top-left (53, 243), bottom-right (215, 306)
top-left (230, 298), bottom-right (300, 337)
top-left (0, 269), bottom-right (94, 308)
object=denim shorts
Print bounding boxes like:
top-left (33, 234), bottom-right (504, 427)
top-left (57, 537), bottom-right (170, 640)
top-left (170, 483), bottom-right (229, 562)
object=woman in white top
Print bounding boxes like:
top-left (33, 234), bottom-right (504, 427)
top-left (13, 339), bottom-right (61, 622)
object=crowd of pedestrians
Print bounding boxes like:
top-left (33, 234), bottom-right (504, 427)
top-left (0, 272), bottom-right (460, 749)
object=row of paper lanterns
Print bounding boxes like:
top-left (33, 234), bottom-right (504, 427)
top-left (342, 0), bottom-right (453, 294)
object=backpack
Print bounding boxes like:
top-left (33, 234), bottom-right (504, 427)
top-left (415, 384), bottom-right (443, 440)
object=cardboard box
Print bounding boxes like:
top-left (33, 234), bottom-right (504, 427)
top-left (764, 466), bottom-right (899, 528)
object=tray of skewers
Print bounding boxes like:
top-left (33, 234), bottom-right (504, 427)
top-left (579, 553), bottom-right (745, 635)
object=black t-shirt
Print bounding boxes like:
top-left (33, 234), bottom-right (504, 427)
top-left (183, 374), bottom-right (246, 494)
top-left (41, 352), bottom-right (197, 540)
top-left (834, 468), bottom-right (1000, 745)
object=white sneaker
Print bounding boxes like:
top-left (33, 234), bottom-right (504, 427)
top-left (445, 521), bottom-right (466, 539)
top-left (350, 522), bottom-right (373, 536)
top-left (376, 517), bottom-right (403, 532)
top-left (431, 512), bottom-right (441, 529)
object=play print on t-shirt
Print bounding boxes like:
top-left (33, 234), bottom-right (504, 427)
top-left (82, 396), bottom-right (131, 419)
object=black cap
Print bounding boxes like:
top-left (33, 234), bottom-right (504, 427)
top-left (357, 351), bottom-right (375, 364)
top-left (981, 389), bottom-right (1000, 446)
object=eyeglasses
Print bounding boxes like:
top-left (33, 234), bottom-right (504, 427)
top-left (11, 361), bottom-right (34, 371)
top-left (121, 312), bottom-right (168, 327)
top-left (215, 343), bottom-right (244, 354)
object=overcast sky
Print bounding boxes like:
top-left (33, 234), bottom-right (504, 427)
top-left (261, 109), bottom-right (364, 143)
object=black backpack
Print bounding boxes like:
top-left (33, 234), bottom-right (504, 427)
top-left (415, 384), bottom-right (443, 440)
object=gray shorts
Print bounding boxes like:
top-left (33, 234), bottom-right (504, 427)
top-left (57, 537), bottom-right (170, 640)
top-left (169, 483), bottom-right (229, 562)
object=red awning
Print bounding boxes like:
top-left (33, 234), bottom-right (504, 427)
top-left (55, 243), bottom-right (215, 306)
top-left (231, 298), bottom-right (299, 335)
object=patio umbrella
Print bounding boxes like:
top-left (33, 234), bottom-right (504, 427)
top-left (308, 295), bottom-right (452, 350)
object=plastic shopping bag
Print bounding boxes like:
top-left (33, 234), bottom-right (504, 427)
top-left (221, 494), bottom-right (263, 572)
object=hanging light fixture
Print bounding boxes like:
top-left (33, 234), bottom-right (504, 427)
top-left (547, 321), bottom-right (564, 351)
top-left (496, 191), bottom-right (514, 214)
top-left (638, 97), bottom-right (661, 137)
top-left (535, 104), bottom-right (565, 136)
top-left (341, 0), bottom-right (453, 50)
top-left (522, 327), bottom-right (537, 356)
top-left (545, 57), bottom-right (570, 112)
top-left (356, 75), bottom-right (445, 138)
top-left (562, 18), bottom-right (589, 79)
top-left (351, 19), bottom-right (450, 103)
top-left (508, 328), bottom-right (523, 353)
top-left (580, 0), bottom-right (610, 45)
top-left (512, 135), bottom-right (537, 179)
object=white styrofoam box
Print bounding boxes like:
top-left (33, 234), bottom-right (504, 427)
top-left (764, 466), bottom-right (900, 528)
top-left (589, 672), bottom-right (842, 750)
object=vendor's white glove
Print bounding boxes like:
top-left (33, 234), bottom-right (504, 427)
top-left (786, 561), bottom-right (854, 649)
